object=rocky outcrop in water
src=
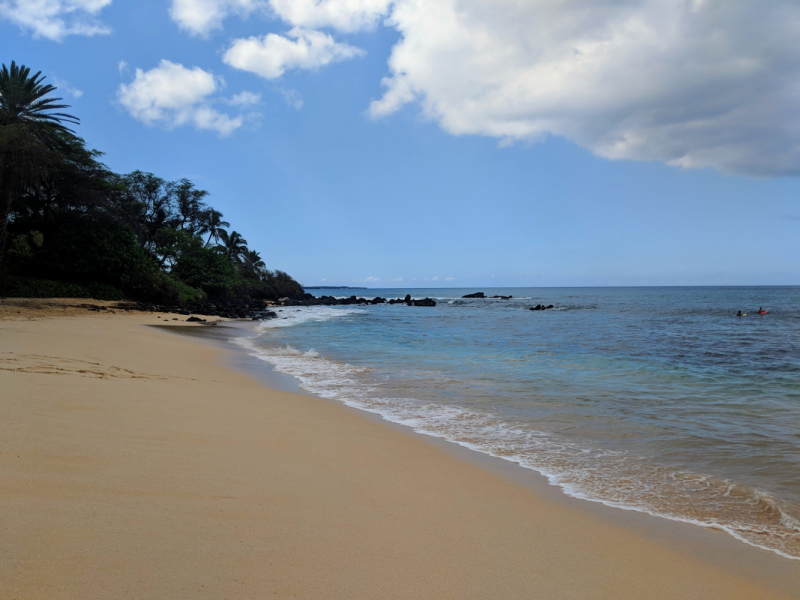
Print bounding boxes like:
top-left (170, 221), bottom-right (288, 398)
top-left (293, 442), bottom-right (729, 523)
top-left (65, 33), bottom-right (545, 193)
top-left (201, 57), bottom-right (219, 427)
top-left (462, 292), bottom-right (512, 299)
top-left (530, 304), bottom-right (555, 311)
top-left (278, 293), bottom-right (437, 307)
top-left (137, 292), bottom-right (437, 319)
top-left (278, 294), bottom-right (386, 306)
top-left (412, 297), bottom-right (437, 307)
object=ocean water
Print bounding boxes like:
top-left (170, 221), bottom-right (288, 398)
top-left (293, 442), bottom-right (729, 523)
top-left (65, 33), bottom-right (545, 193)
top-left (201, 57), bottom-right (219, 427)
top-left (236, 287), bottom-right (800, 560)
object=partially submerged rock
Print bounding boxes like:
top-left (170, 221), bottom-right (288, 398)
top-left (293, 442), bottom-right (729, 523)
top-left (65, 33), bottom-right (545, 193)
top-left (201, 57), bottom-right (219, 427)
top-left (412, 298), bottom-right (436, 307)
top-left (529, 304), bottom-right (555, 311)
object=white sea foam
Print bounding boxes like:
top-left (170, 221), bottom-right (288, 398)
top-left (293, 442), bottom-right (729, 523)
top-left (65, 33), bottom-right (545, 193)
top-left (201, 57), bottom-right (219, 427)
top-left (234, 313), bottom-right (800, 561)
top-left (256, 306), bottom-right (366, 329)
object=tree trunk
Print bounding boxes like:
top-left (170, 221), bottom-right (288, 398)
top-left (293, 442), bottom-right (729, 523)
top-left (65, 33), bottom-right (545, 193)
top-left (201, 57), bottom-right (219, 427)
top-left (0, 175), bottom-right (12, 265)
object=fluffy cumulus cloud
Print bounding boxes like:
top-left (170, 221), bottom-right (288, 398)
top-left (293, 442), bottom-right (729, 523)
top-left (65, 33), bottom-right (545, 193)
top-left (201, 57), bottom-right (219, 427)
top-left (227, 90), bottom-right (262, 106)
top-left (370, 0), bottom-right (800, 177)
top-left (172, 0), bottom-right (385, 77)
top-left (171, 0), bottom-right (800, 176)
top-left (169, 0), bottom-right (390, 34)
top-left (223, 27), bottom-right (364, 79)
top-left (117, 60), bottom-right (246, 136)
top-left (0, 0), bottom-right (112, 41)
top-left (268, 0), bottom-right (391, 32)
top-left (169, 0), bottom-right (266, 36)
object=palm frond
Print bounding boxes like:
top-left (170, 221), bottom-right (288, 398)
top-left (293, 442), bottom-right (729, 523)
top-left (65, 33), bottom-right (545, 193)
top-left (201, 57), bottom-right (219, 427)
top-left (0, 61), bottom-right (80, 133)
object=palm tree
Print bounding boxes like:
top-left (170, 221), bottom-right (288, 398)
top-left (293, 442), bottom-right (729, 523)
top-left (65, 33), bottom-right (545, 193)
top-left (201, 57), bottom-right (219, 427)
top-left (216, 229), bottom-right (248, 263)
top-left (199, 208), bottom-right (229, 248)
top-left (0, 61), bottom-right (79, 262)
top-left (244, 249), bottom-right (267, 277)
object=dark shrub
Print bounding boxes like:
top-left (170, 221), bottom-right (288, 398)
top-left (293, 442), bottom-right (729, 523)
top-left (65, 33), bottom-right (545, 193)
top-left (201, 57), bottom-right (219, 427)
top-left (263, 269), bottom-right (305, 299)
top-left (0, 275), bottom-right (124, 300)
top-left (31, 217), bottom-right (154, 286)
top-left (235, 270), bottom-right (305, 300)
top-left (172, 238), bottom-right (238, 298)
top-left (18, 217), bottom-right (202, 303)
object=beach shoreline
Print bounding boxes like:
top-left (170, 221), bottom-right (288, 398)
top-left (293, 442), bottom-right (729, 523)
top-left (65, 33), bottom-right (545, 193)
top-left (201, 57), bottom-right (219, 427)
top-left (194, 317), bottom-right (800, 588)
top-left (1, 301), bottom-right (798, 599)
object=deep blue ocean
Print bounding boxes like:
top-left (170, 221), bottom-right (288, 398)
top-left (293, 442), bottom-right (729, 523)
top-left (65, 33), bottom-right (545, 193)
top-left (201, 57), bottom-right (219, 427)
top-left (237, 287), bottom-right (800, 559)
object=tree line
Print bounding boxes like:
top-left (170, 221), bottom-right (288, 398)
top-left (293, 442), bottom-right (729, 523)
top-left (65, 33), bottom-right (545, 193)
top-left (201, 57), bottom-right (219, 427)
top-left (0, 61), bottom-right (303, 303)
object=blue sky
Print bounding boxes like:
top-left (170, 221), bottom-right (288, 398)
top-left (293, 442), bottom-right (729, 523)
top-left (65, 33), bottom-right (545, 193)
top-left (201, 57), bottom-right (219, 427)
top-left (2, 0), bottom-right (799, 287)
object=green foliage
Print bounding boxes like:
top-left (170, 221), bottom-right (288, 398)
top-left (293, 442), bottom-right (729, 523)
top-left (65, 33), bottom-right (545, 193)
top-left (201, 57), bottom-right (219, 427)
top-left (169, 274), bottom-right (207, 303)
top-left (0, 61), bottom-right (79, 131)
top-left (1, 61), bottom-right (81, 262)
top-left (215, 229), bottom-right (248, 263)
top-left (5, 230), bottom-right (42, 259)
top-left (233, 269), bottom-right (305, 300)
top-left (0, 275), bottom-right (124, 300)
top-left (172, 237), bottom-right (239, 298)
top-left (199, 208), bottom-right (228, 248)
top-left (31, 217), bottom-right (154, 285)
top-left (122, 269), bottom-right (181, 304)
top-left (263, 269), bottom-right (305, 299)
top-left (17, 217), bottom-right (202, 303)
top-left (1, 61), bottom-right (305, 303)
top-left (123, 269), bottom-right (205, 304)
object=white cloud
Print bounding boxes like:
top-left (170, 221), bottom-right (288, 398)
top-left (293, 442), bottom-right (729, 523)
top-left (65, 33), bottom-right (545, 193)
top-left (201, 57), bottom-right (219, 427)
top-left (223, 27), bottom-right (364, 79)
top-left (117, 60), bottom-right (128, 75)
top-left (52, 75), bottom-right (83, 98)
top-left (268, 0), bottom-right (391, 33)
top-left (169, 0), bottom-right (391, 34)
top-left (117, 60), bottom-right (244, 136)
top-left (228, 90), bottom-right (262, 106)
top-left (171, 1), bottom-right (383, 88)
top-left (163, 0), bottom-right (800, 176)
top-left (0, 0), bottom-right (112, 41)
top-left (368, 0), bottom-right (800, 177)
top-left (280, 88), bottom-right (304, 109)
top-left (169, 0), bottom-right (266, 36)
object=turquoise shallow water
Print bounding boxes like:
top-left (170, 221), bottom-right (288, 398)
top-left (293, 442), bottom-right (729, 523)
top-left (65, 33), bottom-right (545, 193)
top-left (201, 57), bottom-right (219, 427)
top-left (238, 287), bottom-right (800, 559)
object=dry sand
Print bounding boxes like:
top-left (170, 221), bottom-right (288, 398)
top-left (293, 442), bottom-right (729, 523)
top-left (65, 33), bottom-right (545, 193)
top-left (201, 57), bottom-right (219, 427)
top-left (1, 300), bottom-right (798, 599)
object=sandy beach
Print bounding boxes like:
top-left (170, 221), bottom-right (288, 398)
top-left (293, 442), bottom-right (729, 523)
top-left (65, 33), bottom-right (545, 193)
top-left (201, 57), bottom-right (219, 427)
top-left (1, 300), bottom-right (798, 599)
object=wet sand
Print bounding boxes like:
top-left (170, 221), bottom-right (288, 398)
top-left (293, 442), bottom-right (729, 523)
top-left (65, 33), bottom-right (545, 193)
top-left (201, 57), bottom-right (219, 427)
top-left (1, 301), bottom-right (798, 599)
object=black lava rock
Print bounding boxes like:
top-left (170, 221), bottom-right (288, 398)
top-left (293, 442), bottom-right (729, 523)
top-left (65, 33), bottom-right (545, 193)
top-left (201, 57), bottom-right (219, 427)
top-left (412, 298), bottom-right (437, 307)
top-left (529, 304), bottom-right (555, 311)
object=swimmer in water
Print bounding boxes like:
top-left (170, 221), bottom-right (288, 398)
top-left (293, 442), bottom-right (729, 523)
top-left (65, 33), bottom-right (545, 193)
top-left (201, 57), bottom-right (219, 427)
top-left (737, 311), bottom-right (742, 317)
